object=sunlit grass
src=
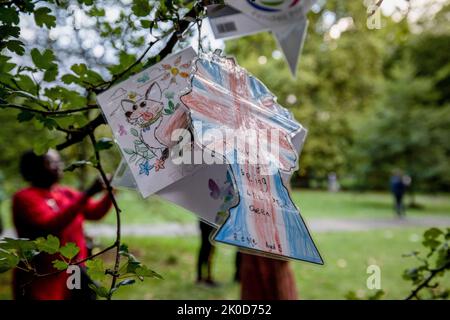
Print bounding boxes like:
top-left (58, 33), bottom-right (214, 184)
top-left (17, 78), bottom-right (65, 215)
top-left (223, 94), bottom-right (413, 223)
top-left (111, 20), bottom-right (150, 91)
top-left (2, 227), bottom-right (446, 300)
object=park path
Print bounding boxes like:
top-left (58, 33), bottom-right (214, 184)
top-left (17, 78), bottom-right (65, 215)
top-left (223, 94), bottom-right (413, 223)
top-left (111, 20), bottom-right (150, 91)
top-left (3, 216), bottom-right (450, 238)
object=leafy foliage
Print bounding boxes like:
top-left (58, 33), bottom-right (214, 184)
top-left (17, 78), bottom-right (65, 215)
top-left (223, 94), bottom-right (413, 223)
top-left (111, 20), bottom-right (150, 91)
top-left (0, 0), bottom-right (202, 299)
top-left (0, 235), bottom-right (161, 299)
top-left (403, 228), bottom-right (450, 299)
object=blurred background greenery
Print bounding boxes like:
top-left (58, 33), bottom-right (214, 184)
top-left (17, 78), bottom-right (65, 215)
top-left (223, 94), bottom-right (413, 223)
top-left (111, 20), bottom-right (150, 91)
top-left (1, 0), bottom-right (449, 194)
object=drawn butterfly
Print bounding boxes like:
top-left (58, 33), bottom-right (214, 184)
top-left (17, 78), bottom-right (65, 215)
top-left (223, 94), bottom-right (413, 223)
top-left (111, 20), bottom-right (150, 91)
top-left (208, 173), bottom-right (234, 201)
top-left (119, 125), bottom-right (127, 136)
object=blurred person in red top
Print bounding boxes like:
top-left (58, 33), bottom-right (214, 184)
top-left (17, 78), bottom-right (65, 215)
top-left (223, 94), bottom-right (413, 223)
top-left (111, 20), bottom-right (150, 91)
top-left (12, 149), bottom-right (113, 300)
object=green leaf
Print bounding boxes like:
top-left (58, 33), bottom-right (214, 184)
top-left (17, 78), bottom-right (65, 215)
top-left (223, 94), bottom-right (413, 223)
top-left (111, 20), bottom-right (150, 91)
top-left (88, 7), bottom-right (105, 17)
top-left (117, 279), bottom-right (135, 287)
top-left (140, 20), bottom-right (152, 28)
top-left (424, 228), bottom-right (443, 240)
top-left (16, 74), bottom-right (37, 92)
top-left (59, 242), bottom-right (80, 260)
top-left (17, 111), bottom-right (35, 122)
top-left (43, 65), bottom-right (58, 82)
top-left (71, 63), bottom-right (88, 76)
top-left (88, 284), bottom-right (109, 298)
top-left (119, 243), bottom-right (129, 254)
top-left (108, 52), bottom-right (138, 76)
top-left (368, 290), bottom-right (385, 300)
top-left (6, 40), bottom-right (25, 55)
top-left (132, 0), bottom-right (151, 17)
top-left (0, 7), bottom-right (20, 25)
top-left (44, 86), bottom-right (86, 108)
top-left (0, 55), bottom-right (16, 74)
top-left (78, 0), bottom-right (94, 5)
top-left (0, 238), bottom-right (37, 253)
top-left (52, 259), bottom-right (68, 271)
top-left (30, 48), bottom-right (56, 70)
top-left (61, 74), bottom-right (79, 85)
top-left (422, 238), bottom-right (441, 249)
top-left (95, 137), bottom-right (113, 151)
top-left (86, 259), bottom-right (106, 282)
top-left (35, 235), bottom-right (60, 254)
top-left (344, 290), bottom-right (359, 300)
top-left (135, 265), bottom-right (163, 279)
top-left (111, 279), bottom-right (135, 293)
top-left (67, 64), bottom-right (104, 86)
top-left (34, 7), bottom-right (56, 29)
top-left (64, 160), bottom-right (93, 172)
top-left (0, 249), bottom-right (20, 273)
top-left (0, 25), bottom-right (20, 39)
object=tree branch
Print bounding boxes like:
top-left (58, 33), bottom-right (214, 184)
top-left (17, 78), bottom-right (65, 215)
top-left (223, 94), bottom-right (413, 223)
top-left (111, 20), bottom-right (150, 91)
top-left (0, 103), bottom-right (98, 116)
top-left (55, 114), bottom-right (106, 150)
top-left (405, 261), bottom-right (450, 300)
top-left (89, 132), bottom-right (122, 300)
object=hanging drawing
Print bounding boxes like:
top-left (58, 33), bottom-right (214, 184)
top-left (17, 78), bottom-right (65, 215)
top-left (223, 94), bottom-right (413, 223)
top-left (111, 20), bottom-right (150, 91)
top-left (97, 47), bottom-right (197, 198)
top-left (104, 47), bottom-right (321, 263)
top-left (180, 51), bottom-right (322, 263)
top-left (207, 0), bottom-right (316, 76)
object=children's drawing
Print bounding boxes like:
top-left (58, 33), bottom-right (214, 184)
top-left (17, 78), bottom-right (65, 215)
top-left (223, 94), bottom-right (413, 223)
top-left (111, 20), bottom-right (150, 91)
top-left (181, 52), bottom-right (322, 263)
top-left (161, 54), bottom-right (191, 84)
top-left (208, 170), bottom-right (237, 224)
top-left (97, 47), bottom-right (197, 197)
top-left (120, 82), bottom-right (170, 172)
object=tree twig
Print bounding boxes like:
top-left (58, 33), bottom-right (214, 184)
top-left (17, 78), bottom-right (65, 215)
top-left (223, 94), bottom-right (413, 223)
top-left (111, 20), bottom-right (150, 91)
top-left (368, 0), bottom-right (384, 17)
top-left (0, 103), bottom-right (98, 116)
top-left (88, 132), bottom-right (122, 300)
top-left (405, 261), bottom-right (450, 300)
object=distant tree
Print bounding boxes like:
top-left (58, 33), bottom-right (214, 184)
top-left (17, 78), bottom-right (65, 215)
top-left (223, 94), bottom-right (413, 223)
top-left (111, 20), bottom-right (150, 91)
top-left (353, 31), bottom-right (450, 193)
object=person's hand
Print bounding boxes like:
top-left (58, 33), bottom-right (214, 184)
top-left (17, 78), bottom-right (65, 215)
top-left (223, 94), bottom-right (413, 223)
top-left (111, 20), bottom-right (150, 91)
top-left (84, 175), bottom-right (111, 197)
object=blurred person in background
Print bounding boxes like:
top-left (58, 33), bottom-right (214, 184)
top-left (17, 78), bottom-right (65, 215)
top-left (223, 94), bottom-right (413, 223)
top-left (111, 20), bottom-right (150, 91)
top-left (12, 149), bottom-right (113, 300)
top-left (196, 220), bottom-right (217, 286)
top-left (390, 169), bottom-right (409, 218)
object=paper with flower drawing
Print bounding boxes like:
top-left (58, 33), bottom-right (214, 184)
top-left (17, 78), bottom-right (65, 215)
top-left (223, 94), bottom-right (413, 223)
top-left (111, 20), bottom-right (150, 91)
top-left (97, 47), bottom-right (197, 197)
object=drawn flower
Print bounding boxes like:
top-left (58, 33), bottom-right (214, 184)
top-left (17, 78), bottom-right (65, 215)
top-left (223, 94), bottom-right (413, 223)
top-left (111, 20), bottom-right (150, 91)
top-left (154, 158), bottom-right (165, 172)
top-left (139, 160), bottom-right (153, 176)
top-left (161, 55), bottom-right (191, 84)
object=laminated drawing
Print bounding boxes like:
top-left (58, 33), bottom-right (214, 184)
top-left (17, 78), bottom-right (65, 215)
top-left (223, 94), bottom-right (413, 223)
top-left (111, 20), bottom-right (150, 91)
top-left (181, 51), bottom-right (322, 263)
top-left (99, 48), bottom-right (322, 264)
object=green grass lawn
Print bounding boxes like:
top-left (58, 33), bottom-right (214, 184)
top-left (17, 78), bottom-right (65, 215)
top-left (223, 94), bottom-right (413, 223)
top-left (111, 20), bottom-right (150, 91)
top-left (1, 190), bottom-right (448, 300)
top-left (100, 189), bottom-right (450, 224)
top-left (1, 227), bottom-right (447, 300)
top-left (1, 190), bottom-right (449, 228)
